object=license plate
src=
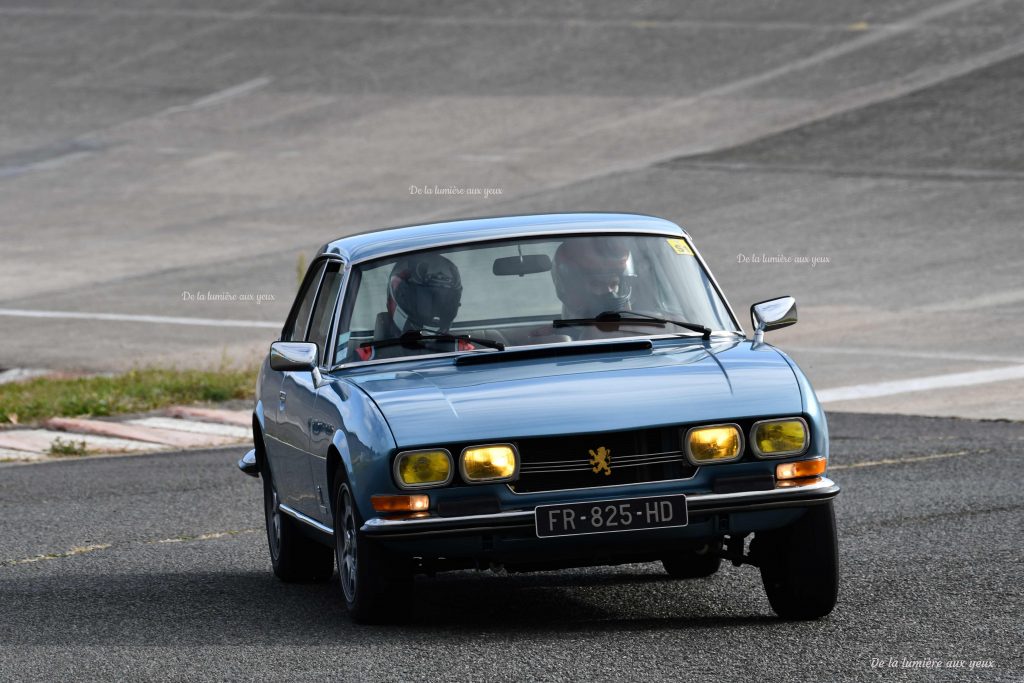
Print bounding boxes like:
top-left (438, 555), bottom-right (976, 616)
top-left (535, 494), bottom-right (688, 538)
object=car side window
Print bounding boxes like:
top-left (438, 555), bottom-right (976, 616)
top-left (307, 262), bottom-right (343, 366)
top-left (282, 261), bottom-right (326, 342)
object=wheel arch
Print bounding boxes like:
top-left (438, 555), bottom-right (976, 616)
top-left (326, 433), bottom-right (353, 517)
top-left (252, 400), bottom-right (268, 472)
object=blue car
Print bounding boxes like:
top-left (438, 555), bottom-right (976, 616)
top-left (239, 213), bottom-right (839, 623)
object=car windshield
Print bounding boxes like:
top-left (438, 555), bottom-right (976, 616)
top-left (333, 234), bottom-right (737, 364)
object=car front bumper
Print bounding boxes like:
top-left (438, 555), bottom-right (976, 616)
top-left (361, 476), bottom-right (839, 540)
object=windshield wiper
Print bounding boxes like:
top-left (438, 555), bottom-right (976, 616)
top-left (359, 330), bottom-right (505, 352)
top-left (553, 311), bottom-right (712, 340)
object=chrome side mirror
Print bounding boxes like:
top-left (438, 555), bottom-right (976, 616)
top-left (270, 341), bottom-right (318, 372)
top-left (750, 296), bottom-right (797, 344)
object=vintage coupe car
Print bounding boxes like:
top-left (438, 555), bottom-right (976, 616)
top-left (239, 213), bottom-right (839, 623)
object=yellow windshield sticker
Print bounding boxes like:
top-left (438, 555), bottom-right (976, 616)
top-left (667, 238), bottom-right (694, 256)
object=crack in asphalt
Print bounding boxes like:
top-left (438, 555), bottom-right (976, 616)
top-left (0, 543), bottom-right (112, 567)
top-left (829, 449), bottom-right (990, 470)
top-left (155, 528), bottom-right (260, 544)
top-left (0, 528), bottom-right (259, 569)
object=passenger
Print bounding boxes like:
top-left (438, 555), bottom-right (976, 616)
top-left (551, 236), bottom-right (636, 319)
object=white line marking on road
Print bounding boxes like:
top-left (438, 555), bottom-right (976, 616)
top-left (693, 0), bottom-right (986, 99)
top-left (677, 159), bottom-right (1024, 182)
top-left (817, 366), bottom-right (1024, 403)
top-left (916, 289), bottom-right (1024, 313)
top-left (786, 346), bottom-right (1024, 365)
top-left (0, 308), bottom-right (280, 329)
top-left (0, 151), bottom-right (94, 178)
top-left (0, 7), bottom-right (910, 31)
top-left (161, 77), bottom-right (272, 114)
top-left (830, 450), bottom-right (980, 470)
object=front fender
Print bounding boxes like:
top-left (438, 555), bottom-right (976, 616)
top-left (319, 378), bottom-right (398, 523)
top-left (773, 347), bottom-right (829, 463)
top-left (253, 399), bottom-right (266, 432)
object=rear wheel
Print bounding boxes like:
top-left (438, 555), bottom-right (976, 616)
top-left (262, 461), bottom-right (334, 582)
top-left (754, 502), bottom-right (838, 620)
top-left (334, 480), bottom-right (413, 623)
top-left (662, 540), bottom-right (722, 579)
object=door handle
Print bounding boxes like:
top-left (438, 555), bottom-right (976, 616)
top-left (279, 390), bottom-right (287, 405)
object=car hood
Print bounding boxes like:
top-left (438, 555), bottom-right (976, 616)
top-left (344, 340), bottom-right (802, 447)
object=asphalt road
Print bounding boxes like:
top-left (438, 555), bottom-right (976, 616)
top-left (0, 412), bottom-right (1020, 681)
top-left (2, 3), bottom-right (1023, 680)
top-left (1, 0), bottom-right (1023, 419)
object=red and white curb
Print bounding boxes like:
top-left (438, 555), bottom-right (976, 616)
top-left (0, 407), bottom-right (251, 462)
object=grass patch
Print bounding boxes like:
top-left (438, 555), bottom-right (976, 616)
top-left (49, 436), bottom-right (89, 457)
top-left (0, 365), bottom-right (258, 424)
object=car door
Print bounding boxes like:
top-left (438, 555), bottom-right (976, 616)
top-left (264, 260), bottom-right (325, 513)
top-left (301, 260), bottom-right (345, 520)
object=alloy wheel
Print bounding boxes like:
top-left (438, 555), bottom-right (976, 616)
top-left (338, 487), bottom-right (358, 602)
top-left (267, 487), bottom-right (282, 560)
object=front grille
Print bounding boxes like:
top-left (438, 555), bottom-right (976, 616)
top-left (507, 428), bottom-right (697, 493)
top-left (433, 415), bottom-right (808, 494)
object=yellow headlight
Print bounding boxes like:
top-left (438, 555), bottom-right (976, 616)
top-left (686, 424), bottom-right (742, 463)
top-left (460, 444), bottom-right (518, 483)
top-left (394, 449), bottom-right (452, 488)
top-left (752, 418), bottom-right (808, 457)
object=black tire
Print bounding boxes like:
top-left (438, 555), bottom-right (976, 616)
top-left (334, 480), bottom-right (413, 624)
top-left (262, 461), bottom-right (334, 582)
top-left (754, 502), bottom-right (839, 620)
top-left (661, 540), bottom-right (722, 579)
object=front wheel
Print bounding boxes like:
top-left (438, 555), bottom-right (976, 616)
top-left (335, 481), bottom-right (412, 623)
top-left (754, 502), bottom-right (839, 620)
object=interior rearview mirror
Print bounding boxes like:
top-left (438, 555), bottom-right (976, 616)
top-left (750, 296), bottom-right (797, 344)
top-left (492, 254), bottom-right (552, 276)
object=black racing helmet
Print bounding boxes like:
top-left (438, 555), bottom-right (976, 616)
top-left (552, 236), bottom-right (636, 317)
top-left (387, 253), bottom-right (463, 332)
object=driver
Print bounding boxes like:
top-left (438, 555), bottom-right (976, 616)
top-left (551, 236), bottom-right (636, 319)
top-left (358, 253), bottom-right (474, 361)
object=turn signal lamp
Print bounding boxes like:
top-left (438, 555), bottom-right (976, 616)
top-left (371, 494), bottom-right (430, 513)
top-left (775, 457), bottom-right (827, 487)
top-left (394, 449), bottom-right (452, 489)
top-left (685, 424), bottom-right (742, 464)
top-left (460, 444), bottom-right (518, 483)
top-left (752, 418), bottom-right (809, 457)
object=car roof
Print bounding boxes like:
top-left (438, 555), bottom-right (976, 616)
top-left (319, 213), bottom-right (688, 264)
